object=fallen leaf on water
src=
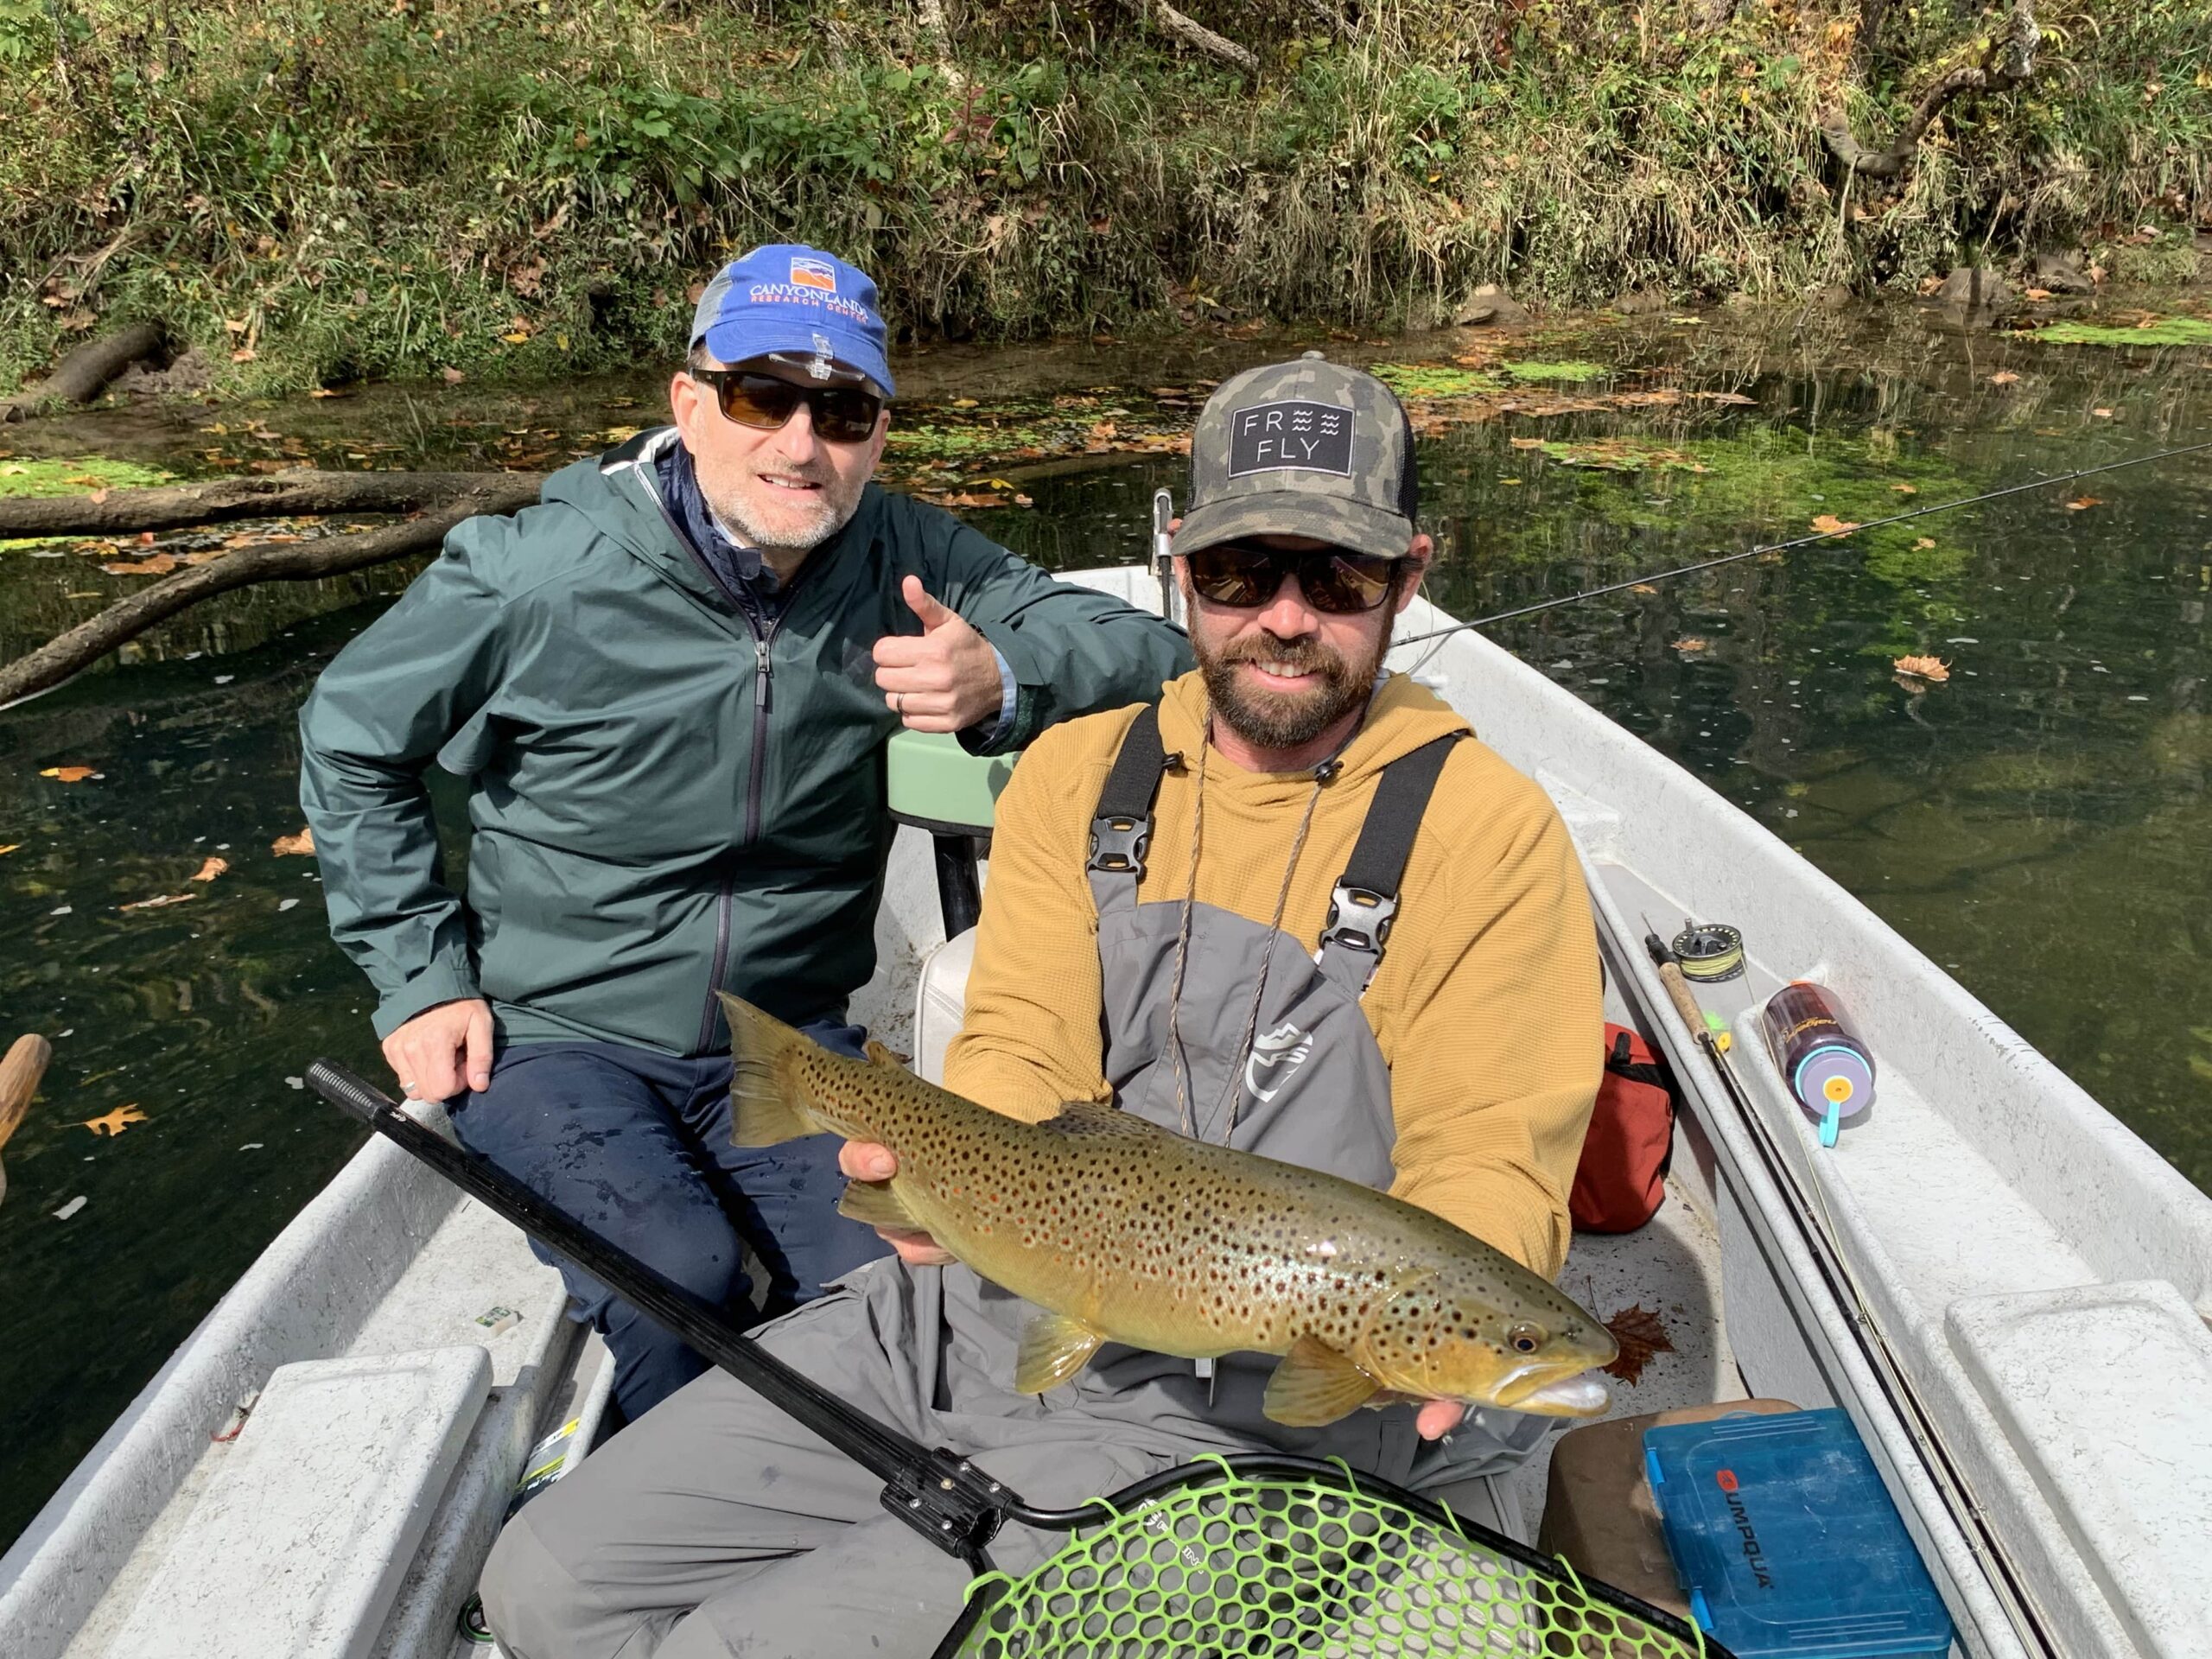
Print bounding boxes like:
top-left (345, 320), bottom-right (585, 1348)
top-left (83, 1105), bottom-right (148, 1137)
top-left (1672, 637), bottom-right (1709, 652)
top-left (0, 844), bottom-right (17, 855)
top-left (1893, 654), bottom-right (1950, 683)
top-left (1601, 1304), bottom-right (1675, 1386)
top-left (1809, 514), bottom-right (1860, 535)
top-left (100, 554), bottom-right (178, 575)
top-left (53, 1196), bottom-right (86, 1221)
top-left (2092, 407), bottom-right (2115, 418)
top-left (1891, 483), bottom-right (1917, 494)
top-left (271, 828), bottom-right (315, 856)
top-left (308, 387), bottom-right (351, 399)
top-left (1915, 537), bottom-right (1937, 550)
top-left (1989, 371), bottom-right (2020, 386)
top-left (1630, 583), bottom-right (1659, 595)
top-left (190, 856), bottom-right (229, 883)
top-left (2064, 496), bottom-right (2101, 512)
top-left (39, 766), bottom-right (98, 783)
top-left (118, 891), bottom-right (197, 912)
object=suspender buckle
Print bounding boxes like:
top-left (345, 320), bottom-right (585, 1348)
top-left (1320, 882), bottom-right (1398, 956)
top-left (1087, 814), bottom-right (1152, 878)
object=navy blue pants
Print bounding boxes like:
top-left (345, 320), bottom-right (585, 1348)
top-left (447, 1025), bottom-right (893, 1427)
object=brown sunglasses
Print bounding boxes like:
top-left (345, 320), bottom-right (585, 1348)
top-left (690, 369), bottom-right (884, 444)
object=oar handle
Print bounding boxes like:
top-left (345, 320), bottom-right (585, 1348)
top-left (303, 1060), bottom-right (1013, 1564)
top-left (0, 1033), bottom-right (53, 1150)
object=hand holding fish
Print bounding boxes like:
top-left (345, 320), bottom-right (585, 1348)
top-left (736, 995), bottom-right (1615, 1429)
top-left (838, 1140), bottom-right (956, 1265)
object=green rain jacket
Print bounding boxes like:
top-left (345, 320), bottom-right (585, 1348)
top-left (298, 428), bottom-right (1190, 1056)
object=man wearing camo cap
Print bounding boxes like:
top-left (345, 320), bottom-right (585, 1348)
top-left (479, 356), bottom-right (1603, 1659)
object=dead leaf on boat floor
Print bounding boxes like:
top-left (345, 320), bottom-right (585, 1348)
top-left (1602, 1304), bottom-right (1675, 1386)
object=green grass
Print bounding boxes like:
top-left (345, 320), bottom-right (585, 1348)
top-left (2, 1), bottom-right (2207, 397)
top-left (2031, 318), bottom-right (2212, 348)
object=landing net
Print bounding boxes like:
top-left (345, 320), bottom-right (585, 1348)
top-left (938, 1457), bottom-right (1721, 1659)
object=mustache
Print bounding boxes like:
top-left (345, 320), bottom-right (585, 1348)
top-left (1217, 635), bottom-right (1347, 680)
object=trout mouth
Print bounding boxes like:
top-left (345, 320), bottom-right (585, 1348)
top-left (1500, 1371), bottom-right (1611, 1418)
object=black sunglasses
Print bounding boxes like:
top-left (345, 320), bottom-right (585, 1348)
top-left (1184, 540), bottom-right (1405, 614)
top-left (690, 369), bottom-right (884, 444)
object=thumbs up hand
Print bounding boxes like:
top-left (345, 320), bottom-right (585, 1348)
top-left (871, 575), bottom-right (1005, 734)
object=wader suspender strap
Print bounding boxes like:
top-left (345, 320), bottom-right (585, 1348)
top-left (1316, 733), bottom-right (1464, 994)
top-left (1086, 703), bottom-right (1173, 882)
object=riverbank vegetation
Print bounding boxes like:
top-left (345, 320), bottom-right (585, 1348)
top-left (4, 1), bottom-right (2209, 397)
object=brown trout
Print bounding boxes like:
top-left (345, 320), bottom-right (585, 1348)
top-left (724, 994), bottom-right (1616, 1425)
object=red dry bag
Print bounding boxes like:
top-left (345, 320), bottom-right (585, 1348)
top-left (1570, 1024), bottom-right (1676, 1233)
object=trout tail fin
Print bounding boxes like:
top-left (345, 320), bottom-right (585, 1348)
top-left (721, 993), bottom-right (830, 1147)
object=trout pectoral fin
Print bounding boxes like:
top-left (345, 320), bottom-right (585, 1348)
top-left (1263, 1337), bottom-right (1382, 1427)
top-left (721, 994), bottom-right (823, 1147)
top-left (861, 1039), bottom-right (908, 1071)
top-left (837, 1179), bottom-right (918, 1230)
top-left (1013, 1312), bottom-right (1107, 1395)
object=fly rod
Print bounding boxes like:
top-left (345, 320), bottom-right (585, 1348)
top-left (1396, 435), bottom-right (2212, 656)
top-left (1629, 950), bottom-right (2063, 1659)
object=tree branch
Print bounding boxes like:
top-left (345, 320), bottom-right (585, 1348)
top-left (0, 469), bottom-right (543, 538)
top-left (0, 477), bottom-right (542, 707)
top-left (1153, 1), bottom-right (1257, 73)
top-left (1818, 0), bottom-right (2039, 180)
top-left (0, 323), bottom-right (167, 423)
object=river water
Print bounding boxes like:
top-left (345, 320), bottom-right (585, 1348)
top-left (1, 301), bottom-right (2207, 1549)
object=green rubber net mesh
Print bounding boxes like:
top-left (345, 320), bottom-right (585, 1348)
top-left (947, 1465), bottom-right (1710, 1658)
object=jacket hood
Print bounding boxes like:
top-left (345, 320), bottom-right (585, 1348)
top-left (1155, 667), bottom-right (1471, 798)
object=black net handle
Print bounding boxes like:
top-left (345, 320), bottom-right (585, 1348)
top-left (931, 1452), bottom-right (1735, 1659)
top-left (306, 1059), bottom-right (1016, 1564)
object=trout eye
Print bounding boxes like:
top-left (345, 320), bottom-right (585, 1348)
top-left (1507, 1324), bottom-right (1544, 1355)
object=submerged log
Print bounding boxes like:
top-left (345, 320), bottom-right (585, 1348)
top-left (0, 469), bottom-right (543, 539)
top-left (0, 474), bottom-right (542, 707)
top-left (0, 323), bottom-right (168, 423)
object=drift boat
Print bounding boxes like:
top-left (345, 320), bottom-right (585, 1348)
top-left (3, 565), bottom-right (2207, 1659)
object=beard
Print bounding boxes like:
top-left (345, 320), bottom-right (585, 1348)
top-left (699, 462), bottom-right (865, 555)
top-left (1195, 611), bottom-right (1394, 753)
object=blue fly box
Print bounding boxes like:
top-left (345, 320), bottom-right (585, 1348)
top-left (1641, 1408), bottom-right (1954, 1658)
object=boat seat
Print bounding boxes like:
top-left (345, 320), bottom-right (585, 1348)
top-left (106, 1345), bottom-right (490, 1659)
top-left (914, 927), bottom-right (976, 1086)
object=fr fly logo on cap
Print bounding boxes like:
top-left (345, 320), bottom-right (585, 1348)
top-left (789, 257), bottom-right (838, 293)
top-left (1228, 401), bottom-right (1355, 479)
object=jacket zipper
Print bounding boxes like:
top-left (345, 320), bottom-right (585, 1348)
top-left (625, 448), bottom-right (810, 1054)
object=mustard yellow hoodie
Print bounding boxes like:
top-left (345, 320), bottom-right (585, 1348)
top-left (944, 670), bottom-right (1604, 1281)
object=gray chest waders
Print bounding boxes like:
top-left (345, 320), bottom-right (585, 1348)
top-left (302, 726), bottom-right (1722, 1657)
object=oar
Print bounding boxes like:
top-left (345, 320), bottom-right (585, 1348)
top-left (0, 1033), bottom-right (54, 1211)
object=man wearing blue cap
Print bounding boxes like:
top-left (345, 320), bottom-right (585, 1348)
top-left (297, 245), bottom-right (1190, 1428)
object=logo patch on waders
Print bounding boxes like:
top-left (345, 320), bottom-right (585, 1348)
top-left (1244, 1020), bottom-right (1315, 1103)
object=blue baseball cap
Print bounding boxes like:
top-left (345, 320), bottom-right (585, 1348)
top-left (688, 245), bottom-right (894, 397)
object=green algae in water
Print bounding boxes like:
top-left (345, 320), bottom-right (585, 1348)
top-left (1370, 364), bottom-right (1506, 397)
top-left (2030, 317), bottom-right (2212, 348)
top-left (0, 456), bottom-right (175, 500)
top-left (1499, 359), bottom-right (1608, 383)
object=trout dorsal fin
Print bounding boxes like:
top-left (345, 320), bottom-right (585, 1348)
top-left (1014, 1311), bottom-right (1108, 1395)
top-left (1263, 1336), bottom-right (1382, 1427)
top-left (721, 993), bottom-right (827, 1147)
top-left (1035, 1100), bottom-right (1169, 1141)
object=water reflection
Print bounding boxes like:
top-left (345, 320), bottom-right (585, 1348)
top-left (0, 304), bottom-right (2206, 1548)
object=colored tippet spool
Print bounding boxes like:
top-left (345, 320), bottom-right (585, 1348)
top-left (1669, 921), bottom-right (1745, 983)
top-left (1760, 981), bottom-right (1877, 1147)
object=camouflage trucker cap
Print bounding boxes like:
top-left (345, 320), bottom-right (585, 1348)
top-left (1176, 353), bottom-right (1417, 562)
